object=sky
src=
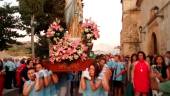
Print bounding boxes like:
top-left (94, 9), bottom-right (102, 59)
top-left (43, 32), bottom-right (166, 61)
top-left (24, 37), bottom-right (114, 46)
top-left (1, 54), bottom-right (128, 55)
top-left (83, 0), bottom-right (122, 52)
top-left (0, 0), bottom-right (18, 6)
top-left (0, 0), bottom-right (122, 53)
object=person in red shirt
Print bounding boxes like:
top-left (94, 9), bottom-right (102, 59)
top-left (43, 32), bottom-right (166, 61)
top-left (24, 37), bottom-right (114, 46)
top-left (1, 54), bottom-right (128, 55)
top-left (16, 58), bottom-right (26, 93)
top-left (132, 51), bottom-right (150, 96)
top-left (0, 59), bottom-right (5, 96)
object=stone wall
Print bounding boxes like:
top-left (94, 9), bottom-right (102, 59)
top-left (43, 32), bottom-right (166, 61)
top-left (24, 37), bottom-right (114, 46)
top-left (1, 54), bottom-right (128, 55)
top-left (121, 0), bottom-right (170, 56)
top-left (121, 0), bottom-right (141, 55)
top-left (140, 0), bottom-right (170, 55)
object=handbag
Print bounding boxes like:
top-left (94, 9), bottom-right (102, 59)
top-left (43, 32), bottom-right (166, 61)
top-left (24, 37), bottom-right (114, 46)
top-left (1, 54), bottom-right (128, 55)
top-left (150, 77), bottom-right (159, 90)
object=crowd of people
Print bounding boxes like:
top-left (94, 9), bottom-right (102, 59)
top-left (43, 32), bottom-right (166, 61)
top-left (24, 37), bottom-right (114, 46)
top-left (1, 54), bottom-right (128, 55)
top-left (0, 51), bottom-right (170, 96)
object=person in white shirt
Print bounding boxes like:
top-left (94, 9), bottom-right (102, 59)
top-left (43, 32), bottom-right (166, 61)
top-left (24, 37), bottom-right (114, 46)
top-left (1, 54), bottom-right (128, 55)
top-left (4, 58), bottom-right (16, 89)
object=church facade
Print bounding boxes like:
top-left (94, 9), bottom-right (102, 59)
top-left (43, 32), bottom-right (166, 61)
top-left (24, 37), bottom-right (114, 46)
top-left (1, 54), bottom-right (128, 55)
top-left (121, 0), bottom-right (170, 56)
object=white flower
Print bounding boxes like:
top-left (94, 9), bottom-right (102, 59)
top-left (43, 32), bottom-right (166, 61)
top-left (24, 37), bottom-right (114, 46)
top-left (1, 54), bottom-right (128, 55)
top-left (54, 53), bottom-right (58, 56)
top-left (55, 18), bottom-right (60, 23)
top-left (69, 56), bottom-right (73, 61)
top-left (53, 37), bottom-right (57, 42)
top-left (52, 31), bottom-right (55, 34)
top-left (55, 58), bottom-right (59, 62)
top-left (40, 31), bottom-right (45, 36)
top-left (87, 42), bottom-right (93, 46)
top-left (84, 28), bottom-right (89, 33)
top-left (74, 54), bottom-right (79, 59)
top-left (77, 50), bottom-right (83, 55)
top-left (59, 27), bottom-right (64, 32)
top-left (87, 34), bottom-right (92, 39)
top-left (54, 52), bottom-right (59, 56)
top-left (53, 46), bottom-right (57, 51)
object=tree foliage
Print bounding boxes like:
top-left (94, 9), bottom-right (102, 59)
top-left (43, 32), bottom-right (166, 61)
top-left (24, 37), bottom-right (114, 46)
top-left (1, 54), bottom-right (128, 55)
top-left (18, 0), bottom-right (65, 58)
top-left (35, 36), bottom-right (49, 59)
top-left (0, 4), bottom-right (25, 50)
top-left (18, 0), bottom-right (65, 34)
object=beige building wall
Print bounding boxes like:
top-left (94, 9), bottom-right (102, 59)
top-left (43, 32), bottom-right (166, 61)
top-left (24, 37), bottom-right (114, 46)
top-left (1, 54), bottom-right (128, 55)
top-left (140, 0), bottom-right (170, 55)
top-left (121, 0), bottom-right (141, 56)
top-left (121, 0), bottom-right (170, 56)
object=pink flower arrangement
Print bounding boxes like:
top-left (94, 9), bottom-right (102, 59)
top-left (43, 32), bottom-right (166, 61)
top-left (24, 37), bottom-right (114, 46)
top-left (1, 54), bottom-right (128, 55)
top-left (49, 37), bottom-right (88, 63)
top-left (82, 19), bottom-right (100, 41)
top-left (46, 18), bottom-right (100, 64)
top-left (50, 21), bottom-right (60, 31)
top-left (46, 18), bottom-right (65, 43)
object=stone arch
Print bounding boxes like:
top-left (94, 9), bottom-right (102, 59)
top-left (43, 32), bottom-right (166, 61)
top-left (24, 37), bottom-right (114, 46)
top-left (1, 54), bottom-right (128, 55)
top-left (146, 12), bottom-right (160, 55)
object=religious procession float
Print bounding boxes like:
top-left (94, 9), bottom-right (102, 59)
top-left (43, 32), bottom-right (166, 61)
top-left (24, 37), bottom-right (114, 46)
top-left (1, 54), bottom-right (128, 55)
top-left (43, 18), bottom-right (100, 72)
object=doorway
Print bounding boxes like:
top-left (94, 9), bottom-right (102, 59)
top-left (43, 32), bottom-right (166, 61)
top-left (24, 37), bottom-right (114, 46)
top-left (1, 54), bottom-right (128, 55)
top-left (151, 33), bottom-right (158, 54)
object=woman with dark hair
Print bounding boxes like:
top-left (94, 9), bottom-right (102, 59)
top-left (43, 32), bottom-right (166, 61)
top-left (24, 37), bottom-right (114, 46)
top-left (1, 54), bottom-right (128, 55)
top-left (126, 53), bottom-right (137, 96)
top-left (23, 68), bottom-right (44, 96)
top-left (35, 63), bottom-right (59, 96)
top-left (80, 64), bottom-right (99, 96)
top-left (0, 59), bottom-right (5, 96)
top-left (129, 54), bottom-right (138, 81)
top-left (157, 62), bottom-right (170, 96)
top-left (146, 56), bottom-right (152, 65)
top-left (80, 63), bottom-right (108, 96)
top-left (151, 55), bottom-right (168, 95)
top-left (132, 51), bottom-right (150, 96)
top-left (98, 57), bottom-right (107, 72)
top-left (154, 55), bottom-right (167, 80)
top-left (95, 56), bottom-right (112, 95)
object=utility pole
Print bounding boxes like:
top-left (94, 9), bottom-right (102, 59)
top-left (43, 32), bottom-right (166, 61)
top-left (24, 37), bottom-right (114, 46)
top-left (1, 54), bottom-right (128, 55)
top-left (31, 14), bottom-right (35, 59)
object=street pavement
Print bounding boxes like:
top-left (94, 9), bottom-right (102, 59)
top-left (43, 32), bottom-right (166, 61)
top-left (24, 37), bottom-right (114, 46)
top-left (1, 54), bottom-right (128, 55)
top-left (3, 88), bottom-right (20, 96)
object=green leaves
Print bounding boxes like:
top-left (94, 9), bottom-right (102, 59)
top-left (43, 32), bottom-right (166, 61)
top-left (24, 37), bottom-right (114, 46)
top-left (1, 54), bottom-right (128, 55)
top-left (18, 0), bottom-right (65, 34)
top-left (18, 0), bottom-right (44, 15)
top-left (17, 0), bottom-right (65, 57)
top-left (0, 4), bottom-right (25, 50)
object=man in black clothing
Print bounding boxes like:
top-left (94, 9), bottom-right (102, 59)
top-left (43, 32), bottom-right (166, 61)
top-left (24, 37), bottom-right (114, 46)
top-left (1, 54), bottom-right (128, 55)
top-left (20, 60), bottom-right (33, 93)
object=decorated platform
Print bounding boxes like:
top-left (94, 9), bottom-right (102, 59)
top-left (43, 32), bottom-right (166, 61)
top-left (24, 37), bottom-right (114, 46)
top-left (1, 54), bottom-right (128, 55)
top-left (43, 18), bottom-right (99, 72)
top-left (43, 59), bottom-right (94, 72)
